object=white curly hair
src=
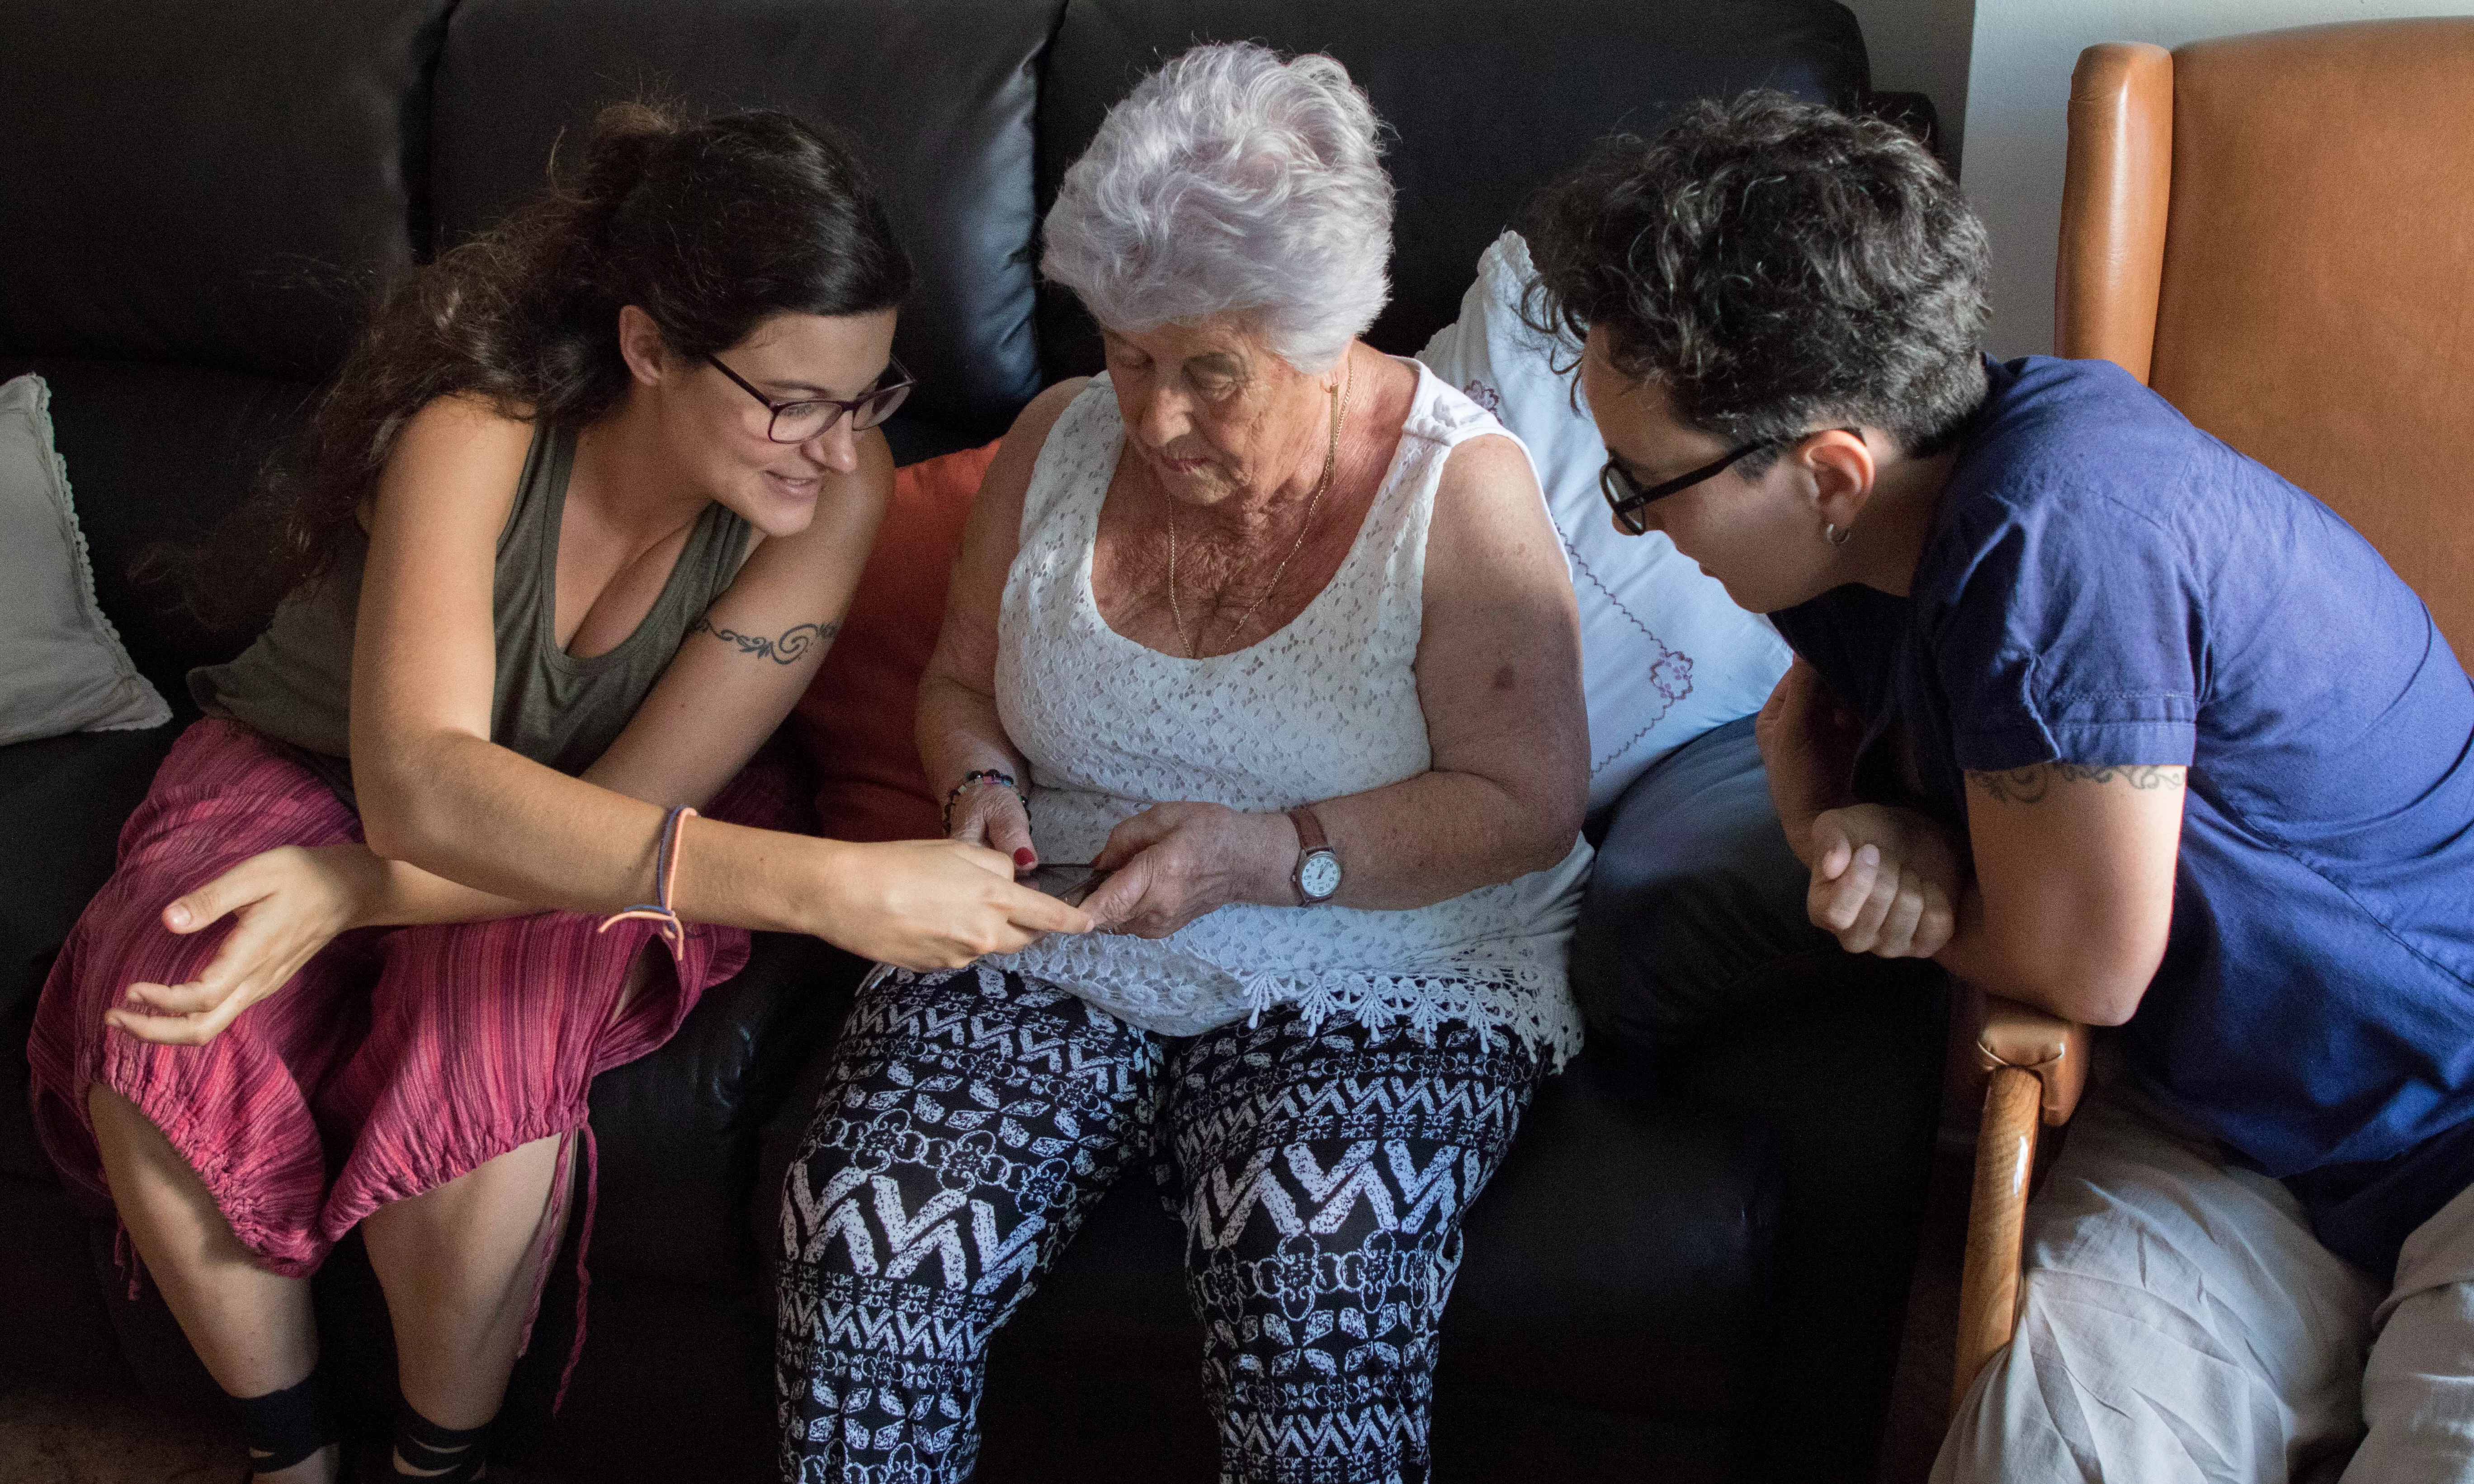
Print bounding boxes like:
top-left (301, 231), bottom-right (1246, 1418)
top-left (1040, 41), bottom-right (1395, 373)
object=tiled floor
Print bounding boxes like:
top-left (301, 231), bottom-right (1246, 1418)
top-left (0, 1381), bottom-right (235, 1484)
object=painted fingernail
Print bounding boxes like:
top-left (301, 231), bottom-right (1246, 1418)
top-left (1013, 848), bottom-right (1036, 868)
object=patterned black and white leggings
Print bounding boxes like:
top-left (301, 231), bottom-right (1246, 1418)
top-left (773, 966), bottom-right (1542, 1484)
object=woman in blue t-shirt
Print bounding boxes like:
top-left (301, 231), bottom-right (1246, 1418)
top-left (1525, 94), bottom-right (2474, 1482)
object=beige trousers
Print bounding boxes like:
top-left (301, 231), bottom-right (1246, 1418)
top-left (1935, 1084), bottom-right (2474, 1484)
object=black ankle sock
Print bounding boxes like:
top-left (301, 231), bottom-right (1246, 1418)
top-left (391, 1397), bottom-right (490, 1482)
top-left (230, 1370), bottom-right (335, 1476)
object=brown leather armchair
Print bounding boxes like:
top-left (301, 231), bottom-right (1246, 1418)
top-left (1951, 16), bottom-right (2474, 1415)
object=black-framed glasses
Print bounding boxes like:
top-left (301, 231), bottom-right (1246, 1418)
top-left (707, 353), bottom-right (915, 443)
top-left (1598, 427), bottom-right (1863, 535)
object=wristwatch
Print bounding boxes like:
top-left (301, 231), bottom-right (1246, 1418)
top-left (1288, 806), bottom-right (1341, 905)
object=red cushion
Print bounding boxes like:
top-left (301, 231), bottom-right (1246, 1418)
top-left (792, 441), bottom-right (1000, 842)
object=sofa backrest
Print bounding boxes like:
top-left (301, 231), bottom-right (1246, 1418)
top-left (0, 0), bottom-right (453, 381)
top-left (0, 0), bottom-right (1875, 693)
top-left (0, 0), bottom-right (458, 693)
top-left (1032, 0), bottom-right (1871, 380)
top-left (430, 0), bottom-right (1067, 445)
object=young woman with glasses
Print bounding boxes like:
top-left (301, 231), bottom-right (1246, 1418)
top-left (24, 103), bottom-right (1085, 1484)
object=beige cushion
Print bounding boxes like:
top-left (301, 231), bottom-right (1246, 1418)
top-left (0, 373), bottom-right (169, 745)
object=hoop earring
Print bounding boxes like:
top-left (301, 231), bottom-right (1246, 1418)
top-left (1823, 522), bottom-right (1855, 547)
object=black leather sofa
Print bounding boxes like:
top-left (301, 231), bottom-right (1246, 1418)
top-left (0, 3), bottom-right (1948, 1479)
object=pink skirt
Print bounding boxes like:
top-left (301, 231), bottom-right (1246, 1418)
top-left (27, 719), bottom-right (797, 1281)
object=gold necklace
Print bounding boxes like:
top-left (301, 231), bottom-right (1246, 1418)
top-left (1168, 358), bottom-right (1355, 660)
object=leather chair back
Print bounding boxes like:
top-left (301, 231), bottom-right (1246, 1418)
top-left (2058, 20), bottom-right (2474, 657)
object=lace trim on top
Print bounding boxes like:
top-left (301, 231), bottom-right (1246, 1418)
top-left (984, 363), bottom-right (1589, 1066)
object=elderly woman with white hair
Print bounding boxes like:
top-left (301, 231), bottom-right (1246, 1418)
top-left (772, 42), bottom-right (1592, 1484)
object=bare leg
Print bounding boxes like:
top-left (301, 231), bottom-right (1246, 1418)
top-left (359, 946), bottom-right (662, 1473)
top-left (87, 1084), bottom-right (339, 1484)
top-left (362, 1130), bottom-right (571, 1467)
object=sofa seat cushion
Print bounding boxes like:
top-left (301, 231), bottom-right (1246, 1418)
top-left (0, 723), bottom-right (180, 1030)
top-left (585, 932), bottom-right (866, 1291)
top-left (1572, 713), bottom-right (1856, 1048)
top-left (965, 1048), bottom-right (1779, 1477)
top-left (1572, 711), bottom-right (1950, 1477)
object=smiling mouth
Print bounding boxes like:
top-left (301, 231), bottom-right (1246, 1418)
top-left (767, 471), bottom-right (822, 495)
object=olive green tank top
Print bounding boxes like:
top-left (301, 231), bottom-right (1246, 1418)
top-left (191, 423), bottom-right (752, 807)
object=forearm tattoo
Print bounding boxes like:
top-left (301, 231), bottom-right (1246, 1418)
top-left (690, 615), bottom-right (840, 665)
top-left (1965, 763), bottom-right (2187, 805)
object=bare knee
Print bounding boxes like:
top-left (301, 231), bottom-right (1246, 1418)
top-left (87, 1082), bottom-right (194, 1188)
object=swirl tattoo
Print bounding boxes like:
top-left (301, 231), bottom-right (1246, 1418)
top-left (691, 615), bottom-right (839, 665)
top-left (1965, 763), bottom-right (2186, 805)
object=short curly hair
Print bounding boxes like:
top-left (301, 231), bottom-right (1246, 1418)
top-left (1041, 42), bottom-right (1393, 373)
top-left (1523, 92), bottom-right (1989, 462)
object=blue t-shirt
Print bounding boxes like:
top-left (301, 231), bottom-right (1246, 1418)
top-left (1772, 356), bottom-right (2474, 1275)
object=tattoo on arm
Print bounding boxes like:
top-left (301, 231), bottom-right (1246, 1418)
top-left (690, 615), bottom-right (840, 665)
top-left (1965, 763), bottom-right (2187, 805)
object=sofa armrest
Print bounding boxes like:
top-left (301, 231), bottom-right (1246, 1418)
top-left (1952, 989), bottom-right (2087, 1414)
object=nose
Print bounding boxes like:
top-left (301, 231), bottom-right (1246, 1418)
top-left (800, 415), bottom-right (862, 475)
top-left (1134, 383), bottom-right (1193, 453)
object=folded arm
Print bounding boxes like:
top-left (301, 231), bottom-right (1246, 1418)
top-left (1937, 763), bottom-right (2186, 1025)
top-left (1082, 432), bottom-right (1590, 934)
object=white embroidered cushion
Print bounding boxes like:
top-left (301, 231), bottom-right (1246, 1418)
top-left (0, 374), bottom-right (170, 746)
top-left (1417, 232), bottom-right (1790, 819)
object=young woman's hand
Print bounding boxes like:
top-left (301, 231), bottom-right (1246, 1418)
top-left (1755, 658), bottom-right (1861, 862)
top-left (1804, 803), bottom-right (1961, 959)
top-left (1079, 803), bottom-right (1289, 938)
top-left (943, 776), bottom-right (1038, 873)
top-left (817, 838), bottom-right (1090, 970)
top-left (106, 844), bottom-right (383, 1046)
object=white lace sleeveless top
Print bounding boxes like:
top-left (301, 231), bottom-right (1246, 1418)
top-left (984, 361), bottom-right (1590, 1064)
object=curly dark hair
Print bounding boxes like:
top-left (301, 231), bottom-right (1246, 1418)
top-left (172, 101), bottom-right (911, 628)
top-left (1522, 92), bottom-right (1989, 466)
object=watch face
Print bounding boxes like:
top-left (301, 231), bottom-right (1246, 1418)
top-left (1299, 850), bottom-right (1342, 900)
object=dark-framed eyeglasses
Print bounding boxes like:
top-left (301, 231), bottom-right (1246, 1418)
top-left (1599, 443), bottom-right (1767, 535)
top-left (1598, 427), bottom-right (1864, 535)
top-left (707, 353), bottom-right (915, 443)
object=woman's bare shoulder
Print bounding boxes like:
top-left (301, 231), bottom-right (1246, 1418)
top-left (390, 393), bottom-right (536, 474)
top-left (974, 377), bottom-right (1095, 517)
top-left (368, 393), bottom-right (537, 532)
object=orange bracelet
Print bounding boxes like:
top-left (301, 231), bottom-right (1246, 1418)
top-left (597, 805), bottom-right (697, 954)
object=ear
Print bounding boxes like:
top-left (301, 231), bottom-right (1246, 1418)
top-left (1798, 429), bottom-right (1878, 530)
top-left (616, 304), bottom-right (670, 389)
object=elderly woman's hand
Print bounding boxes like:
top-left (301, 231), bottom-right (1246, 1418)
top-left (1804, 803), bottom-right (1961, 959)
top-left (1078, 802), bottom-right (1291, 938)
top-left (944, 774), bottom-right (1038, 871)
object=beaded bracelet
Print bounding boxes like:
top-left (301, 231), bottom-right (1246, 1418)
top-left (598, 805), bottom-right (697, 955)
top-left (942, 768), bottom-right (1024, 833)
